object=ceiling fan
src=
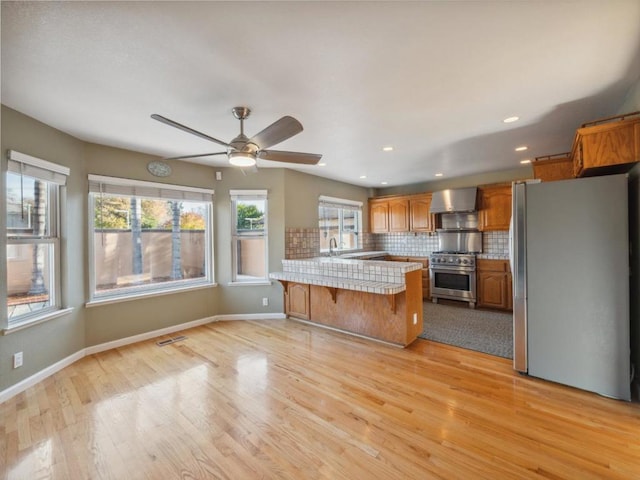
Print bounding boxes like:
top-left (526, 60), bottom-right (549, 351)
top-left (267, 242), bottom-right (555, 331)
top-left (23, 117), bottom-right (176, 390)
top-left (151, 107), bottom-right (322, 168)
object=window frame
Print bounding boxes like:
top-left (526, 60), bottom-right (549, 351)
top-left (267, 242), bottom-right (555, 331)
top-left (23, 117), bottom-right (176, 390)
top-left (318, 195), bottom-right (363, 254)
top-left (4, 150), bottom-right (69, 330)
top-left (230, 189), bottom-right (269, 285)
top-left (87, 174), bottom-right (215, 305)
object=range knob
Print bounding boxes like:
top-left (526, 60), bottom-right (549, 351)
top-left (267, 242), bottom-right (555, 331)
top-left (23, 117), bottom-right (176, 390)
top-left (456, 258), bottom-right (462, 264)
top-left (462, 259), bottom-right (468, 265)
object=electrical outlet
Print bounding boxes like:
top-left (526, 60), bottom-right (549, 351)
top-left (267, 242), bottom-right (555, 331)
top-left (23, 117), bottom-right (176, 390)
top-left (413, 313), bottom-right (418, 325)
top-left (13, 352), bottom-right (23, 369)
top-left (262, 297), bottom-right (269, 306)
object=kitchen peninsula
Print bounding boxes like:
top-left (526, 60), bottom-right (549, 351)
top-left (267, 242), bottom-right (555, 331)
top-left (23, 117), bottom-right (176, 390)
top-left (270, 257), bottom-right (423, 346)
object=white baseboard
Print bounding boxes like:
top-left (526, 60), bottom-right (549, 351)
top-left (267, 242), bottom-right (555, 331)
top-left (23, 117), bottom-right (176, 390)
top-left (0, 312), bottom-right (285, 404)
top-left (0, 349), bottom-right (85, 404)
top-left (214, 313), bottom-right (286, 321)
top-left (84, 316), bottom-right (218, 355)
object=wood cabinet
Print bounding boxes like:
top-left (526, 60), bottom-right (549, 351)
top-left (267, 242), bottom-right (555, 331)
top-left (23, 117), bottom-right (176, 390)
top-left (409, 257), bottom-right (430, 300)
top-left (369, 197), bottom-right (409, 233)
top-left (369, 198), bottom-right (390, 233)
top-left (285, 282), bottom-right (310, 320)
top-left (369, 194), bottom-right (434, 233)
top-left (533, 153), bottom-right (574, 182)
top-left (388, 256), bottom-right (430, 300)
top-left (572, 112), bottom-right (640, 177)
top-left (388, 197), bottom-right (410, 232)
top-left (478, 184), bottom-right (512, 231)
top-left (409, 193), bottom-right (434, 232)
top-left (477, 259), bottom-right (512, 311)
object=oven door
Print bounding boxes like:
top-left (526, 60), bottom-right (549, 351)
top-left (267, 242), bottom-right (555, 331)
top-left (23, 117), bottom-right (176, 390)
top-left (429, 266), bottom-right (476, 302)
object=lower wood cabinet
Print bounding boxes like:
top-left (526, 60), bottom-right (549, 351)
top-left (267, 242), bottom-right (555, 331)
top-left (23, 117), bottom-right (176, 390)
top-left (389, 256), bottom-right (430, 301)
top-left (285, 282), bottom-right (310, 320)
top-left (476, 259), bottom-right (512, 311)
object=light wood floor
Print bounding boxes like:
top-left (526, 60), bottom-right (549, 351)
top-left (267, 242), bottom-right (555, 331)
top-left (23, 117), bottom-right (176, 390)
top-left (2, 319), bottom-right (639, 479)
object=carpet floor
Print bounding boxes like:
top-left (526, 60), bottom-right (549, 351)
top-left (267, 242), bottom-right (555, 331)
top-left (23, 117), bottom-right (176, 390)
top-left (418, 301), bottom-right (513, 359)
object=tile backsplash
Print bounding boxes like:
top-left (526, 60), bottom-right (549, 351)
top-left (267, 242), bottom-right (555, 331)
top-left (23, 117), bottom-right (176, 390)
top-left (284, 228), bottom-right (509, 259)
top-left (285, 228), bottom-right (375, 259)
top-left (481, 231), bottom-right (510, 258)
top-left (285, 228), bottom-right (321, 259)
top-left (373, 232), bottom-right (439, 256)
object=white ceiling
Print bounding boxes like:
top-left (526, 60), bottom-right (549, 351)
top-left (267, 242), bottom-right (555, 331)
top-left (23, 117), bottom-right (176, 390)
top-left (2, 1), bottom-right (640, 188)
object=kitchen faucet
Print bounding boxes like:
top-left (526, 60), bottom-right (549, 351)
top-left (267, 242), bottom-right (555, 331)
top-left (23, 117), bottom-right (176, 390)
top-left (329, 237), bottom-right (338, 257)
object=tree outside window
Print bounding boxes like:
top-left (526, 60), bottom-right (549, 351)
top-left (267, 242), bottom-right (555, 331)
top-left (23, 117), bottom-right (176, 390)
top-left (231, 191), bottom-right (268, 283)
top-left (5, 150), bottom-right (68, 327)
top-left (88, 175), bottom-right (214, 300)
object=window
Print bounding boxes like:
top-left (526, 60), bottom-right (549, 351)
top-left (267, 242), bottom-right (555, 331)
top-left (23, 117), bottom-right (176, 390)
top-left (319, 195), bottom-right (362, 253)
top-left (88, 175), bottom-right (214, 302)
top-left (231, 190), bottom-right (268, 283)
top-left (5, 150), bottom-right (69, 327)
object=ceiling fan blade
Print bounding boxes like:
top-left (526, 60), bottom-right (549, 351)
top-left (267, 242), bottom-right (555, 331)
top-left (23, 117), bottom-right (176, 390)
top-left (249, 116), bottom-right (303, 149)
top-left (164, 151), bottom-right (228, 161)
top-left (258, 150), bottom-right (322, 165)
top-left (151, 114), bottom-right (230, 148)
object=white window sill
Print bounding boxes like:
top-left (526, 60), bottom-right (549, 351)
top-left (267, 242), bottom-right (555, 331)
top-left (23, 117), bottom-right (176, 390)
top-left (86, 282), bottom-right (217, 308)
top-left (227, 280), bottom-right (272, 287)
top-left (3, 307), bottom-right (74, 335)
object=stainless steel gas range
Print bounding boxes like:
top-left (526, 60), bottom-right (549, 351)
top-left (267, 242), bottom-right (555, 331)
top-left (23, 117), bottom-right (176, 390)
top-left (428, 212), bottom-right (482, 308)
top-left (429, 252), bottom-right (477, 308)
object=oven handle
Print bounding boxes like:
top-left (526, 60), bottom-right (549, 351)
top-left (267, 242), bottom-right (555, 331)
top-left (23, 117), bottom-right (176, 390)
top-left (429, 266), bottom-right (476, 273)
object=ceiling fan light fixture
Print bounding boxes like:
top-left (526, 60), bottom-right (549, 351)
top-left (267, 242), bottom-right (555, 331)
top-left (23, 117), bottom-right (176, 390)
top-left (229, 152), bottom-right (256, 167)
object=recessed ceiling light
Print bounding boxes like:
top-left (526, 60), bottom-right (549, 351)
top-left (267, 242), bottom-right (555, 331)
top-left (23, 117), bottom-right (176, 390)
top-left (317, 162), bottom-right (326, 166)
top-left (359, 175), bottom-right (367, 179)
top-left (515, 146), bottom-right (528, 152)
top-left (435, 173), bottom-right (443, 177)
top-left (381, 181), bottom-right (388, 185)
top-left (503, 116), bottom-right (520, 123)
top-left (382, 146), bottom-right (394, 152)
top-left (520, 159), bottom-right (531, 164)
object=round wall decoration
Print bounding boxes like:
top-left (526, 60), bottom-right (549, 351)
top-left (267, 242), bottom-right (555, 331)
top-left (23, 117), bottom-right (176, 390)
top-left (147, 160), bottom-right (172, 177)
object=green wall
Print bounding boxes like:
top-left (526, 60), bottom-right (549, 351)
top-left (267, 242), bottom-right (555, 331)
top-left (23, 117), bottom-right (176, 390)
top-left (82, 142), bottom-right (221, 345)
top-left (0, 106), bottom-right (355, 393)
top-left (1, 106), bottom-right (87, 391)
top-left (3, 71), bottom-right (640, 396)
top-left (283, 169), bottom-right (372, 229)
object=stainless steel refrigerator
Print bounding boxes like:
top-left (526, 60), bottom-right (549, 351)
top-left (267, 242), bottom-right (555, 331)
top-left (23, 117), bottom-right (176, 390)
top-left (512, 174), bottom-right (631, 401)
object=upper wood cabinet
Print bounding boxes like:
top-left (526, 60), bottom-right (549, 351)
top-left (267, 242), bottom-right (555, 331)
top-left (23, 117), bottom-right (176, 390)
top-left (478, 184), bottom-right (512, 231)
top-left (533, 153), bottom-right (574, 182)
top-left (409, 193), bottom-right (434, 232)
top-left (572, 112), bottom-right (640, 177)
top-left (369, 198), bottom-right (390, 233)
top-left (369, 194), bottom-right (433, 233)
top-left (388, 197), bottom-right (410, 232)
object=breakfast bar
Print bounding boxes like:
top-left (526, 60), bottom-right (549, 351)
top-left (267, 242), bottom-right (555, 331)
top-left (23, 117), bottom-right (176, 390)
top-left (270, 257), bottom-right (424, 346)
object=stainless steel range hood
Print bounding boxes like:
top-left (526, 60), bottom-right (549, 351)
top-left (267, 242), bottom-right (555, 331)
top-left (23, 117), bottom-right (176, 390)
top-left (429, 187), bottom-right (477, 214)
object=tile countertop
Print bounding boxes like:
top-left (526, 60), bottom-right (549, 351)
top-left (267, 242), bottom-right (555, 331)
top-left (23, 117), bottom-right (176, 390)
top-left (270, 257), bottom-right (422, 295)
